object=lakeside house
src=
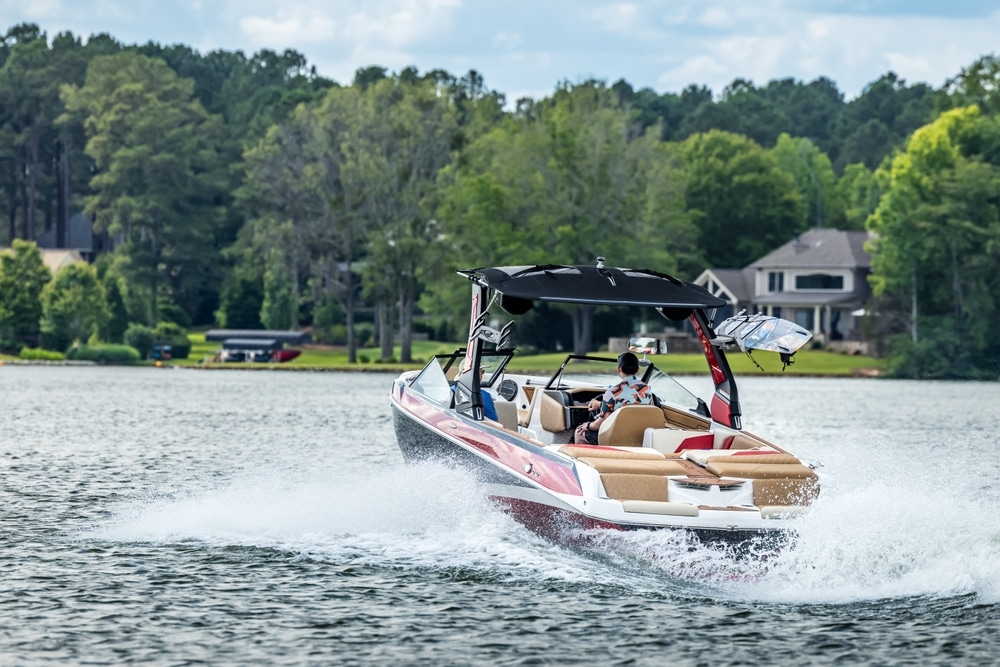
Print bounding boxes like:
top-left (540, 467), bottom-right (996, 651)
top-left (694, 228), bottom-right (872, 353)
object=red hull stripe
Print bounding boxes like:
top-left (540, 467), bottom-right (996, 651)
top-left (395, 389), bottom-right (583, 496)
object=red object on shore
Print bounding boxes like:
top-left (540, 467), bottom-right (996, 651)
top-left (271, 349), bottom-right (301, 363)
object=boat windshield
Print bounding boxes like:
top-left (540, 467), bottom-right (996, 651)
top-left (407, 348), bottom-right (515, 407)
top-left (545, 356), bottom-right (702, 412)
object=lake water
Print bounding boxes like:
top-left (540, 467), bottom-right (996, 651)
top-left (3, 365), bottom-right (1000, 665)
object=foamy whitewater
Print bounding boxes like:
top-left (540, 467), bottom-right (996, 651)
top-left (3, 366), bottom-right (999, 664)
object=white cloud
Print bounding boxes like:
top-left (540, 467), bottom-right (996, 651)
top-left (239, 12), bottom-right (338, 45)
top-left (697, 7), bottom-right (730, 28)
top-left (642, 3), bottom-right (1000, 97)
top-left (492, 32), bottom-right (522, 49)
top-left (658, 54), bottom-right (730, 92)
top-left (588, 3), bottom-right (640, 33)
top-left (1, 0), bottom-right (999, 102)
top-left (7, 0), bottom-right (63, 20)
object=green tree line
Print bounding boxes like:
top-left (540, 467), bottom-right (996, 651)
top-left (1, 22), bottom-right (999, 377)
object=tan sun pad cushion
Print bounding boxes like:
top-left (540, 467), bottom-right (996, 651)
top-left (706, 453), bottom-right (801, 465)
top-left (559, 445), bottom-right (666, 461)
top-left (600, 473), bottom-right (669, 502)
top-left (753, 478), bottom-right (820, 506)
top-left (705, 461), bottom-right (817, 480)
top-left (577, 457), bottom-right (688, 476)
top-left (728, 433), bottom-right (779, 450)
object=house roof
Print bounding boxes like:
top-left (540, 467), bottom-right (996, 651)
top-left (694, 268), bottom-right (754, 304)
top-left (40, 249), bottom-right (84, 274)
top-left (749, 228), bottom-right (871, 270)
top-left (36, 213), bottom-right (94, 251)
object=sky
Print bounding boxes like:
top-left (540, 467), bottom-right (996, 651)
top-left (4, 0), bottom-right (1000, 103)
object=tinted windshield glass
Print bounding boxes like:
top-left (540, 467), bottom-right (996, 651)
top-left (547, 357), bottom-right (619, 389)
top-left (409, 357), bottom-right (453, 405)
top-left (548, 356), bottom-right (702, 410)
top-left (645, 367), bottom-right (701, 411)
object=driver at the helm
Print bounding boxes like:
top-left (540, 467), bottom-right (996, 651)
top-left (573, 351), bottom-right (653, 445)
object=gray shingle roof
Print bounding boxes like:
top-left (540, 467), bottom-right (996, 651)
top-left (748, 228), bottom-right (871, 270)
top-left (703, 268), bottom-right (754, 303)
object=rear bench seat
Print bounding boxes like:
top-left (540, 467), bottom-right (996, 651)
top-left (704, 454), bottom-right (820, 507)
top-left (558, 444), bottom-right (695, 514)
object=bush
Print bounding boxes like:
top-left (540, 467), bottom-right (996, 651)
top-left (312, 323), bottom-right (348, 346)
top-left (354, 323), bottom-right (375, 348)
top-left (154, 322), bottom-right (191, 359)
top-left (312, 295), bottom-right (345, 328)
top-left (124, 323), bottom-right (156, 359)
top-left (157, 295), bottom-right (192, 328)
top-left (66, 344), bottom-right (140, 364)
top-left (329, 324), bottom-right (348, 345)
top-left (19, 347), bottom-right (65, 361)
top-left (413, 320), bottom-right (436, 338)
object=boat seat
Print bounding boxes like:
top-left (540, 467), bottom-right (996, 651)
top-left (598, 405), bottom-right (666, 446)
top-left (539, 390), bottom-right (572, 432)
top-left (706, 453), bottom-right (800, 465)
top-left (682, 448), bottom-right (779, 466)
top-left (643, 428), bottom-right (717, 454)
top-left (493, 399), bottom-right (519, 431)
top-left (600, 473), bottom-right (669, 502)
top-left (558, 445), bottom-right (667, 460)
top-left (576, 457), bottom-right (687, 476)
top-left (705, 461), bottom-right (817, 480)
top-left (724, 432), bottom-right (780, 450)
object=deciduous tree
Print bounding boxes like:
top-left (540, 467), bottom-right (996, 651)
top-left (40, 261), bottom-right (108, 351)
top-left (680, 130), bottom-right (806, 270)
top-left (61, 51), bottom-right (226, 325)
top-left (0, 238), bottom-right (50, 348)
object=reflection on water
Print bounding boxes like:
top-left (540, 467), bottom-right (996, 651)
top-left (3, 366), bottom-right (1000, 664)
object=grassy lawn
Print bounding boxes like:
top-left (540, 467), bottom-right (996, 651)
top-left (173, 334), bottom-right (884, 376)
top-left (2, 334), bottom-right (884, 376)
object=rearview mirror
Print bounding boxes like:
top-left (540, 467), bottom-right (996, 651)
top-left (627, 337), bottom-right (667, 355)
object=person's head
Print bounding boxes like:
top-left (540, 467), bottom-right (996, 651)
top-left (617, 351), bottom-right (640, 376)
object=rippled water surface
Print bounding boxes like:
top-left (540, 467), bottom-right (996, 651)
top-left (3, 365), bottom-right (1000, 665)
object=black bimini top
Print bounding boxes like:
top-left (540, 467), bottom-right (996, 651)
top-left (458, 264), bottom-right (726, 309)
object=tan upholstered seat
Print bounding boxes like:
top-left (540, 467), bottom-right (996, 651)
top-left (706, 453), bottom-right (801, 465)
top-left (705, 461), bottom-right (817, 480)
top-left (558, 445), bottom-right (667, 460)
top-left (597, 405), bottom-right (666, 446)
top-left (576, 457), bottom-right (687, 476)
top-left (600, 473), bottom-right (669, 502)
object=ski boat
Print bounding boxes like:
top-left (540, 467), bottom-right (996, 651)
top-left (390, 262), bottom-right (819, 548)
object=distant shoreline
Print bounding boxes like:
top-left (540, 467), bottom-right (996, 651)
top-left (1, 358), bottom-right (883, 377)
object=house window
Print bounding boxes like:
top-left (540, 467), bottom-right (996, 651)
top-left (794, 309), bottom-right (814, 330)
top-left (768, 271), bottom-right (784, 292)
top-left (795, 273), bottom-right (843, 290)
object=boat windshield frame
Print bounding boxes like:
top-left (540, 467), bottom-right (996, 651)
top-left (544, 354), bottom-right (704, 413)
top-left (422, 347), bottom-right (515, 388)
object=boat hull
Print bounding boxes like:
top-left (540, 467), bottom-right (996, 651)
top-left (391, 399), bottom-right (791, 551)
